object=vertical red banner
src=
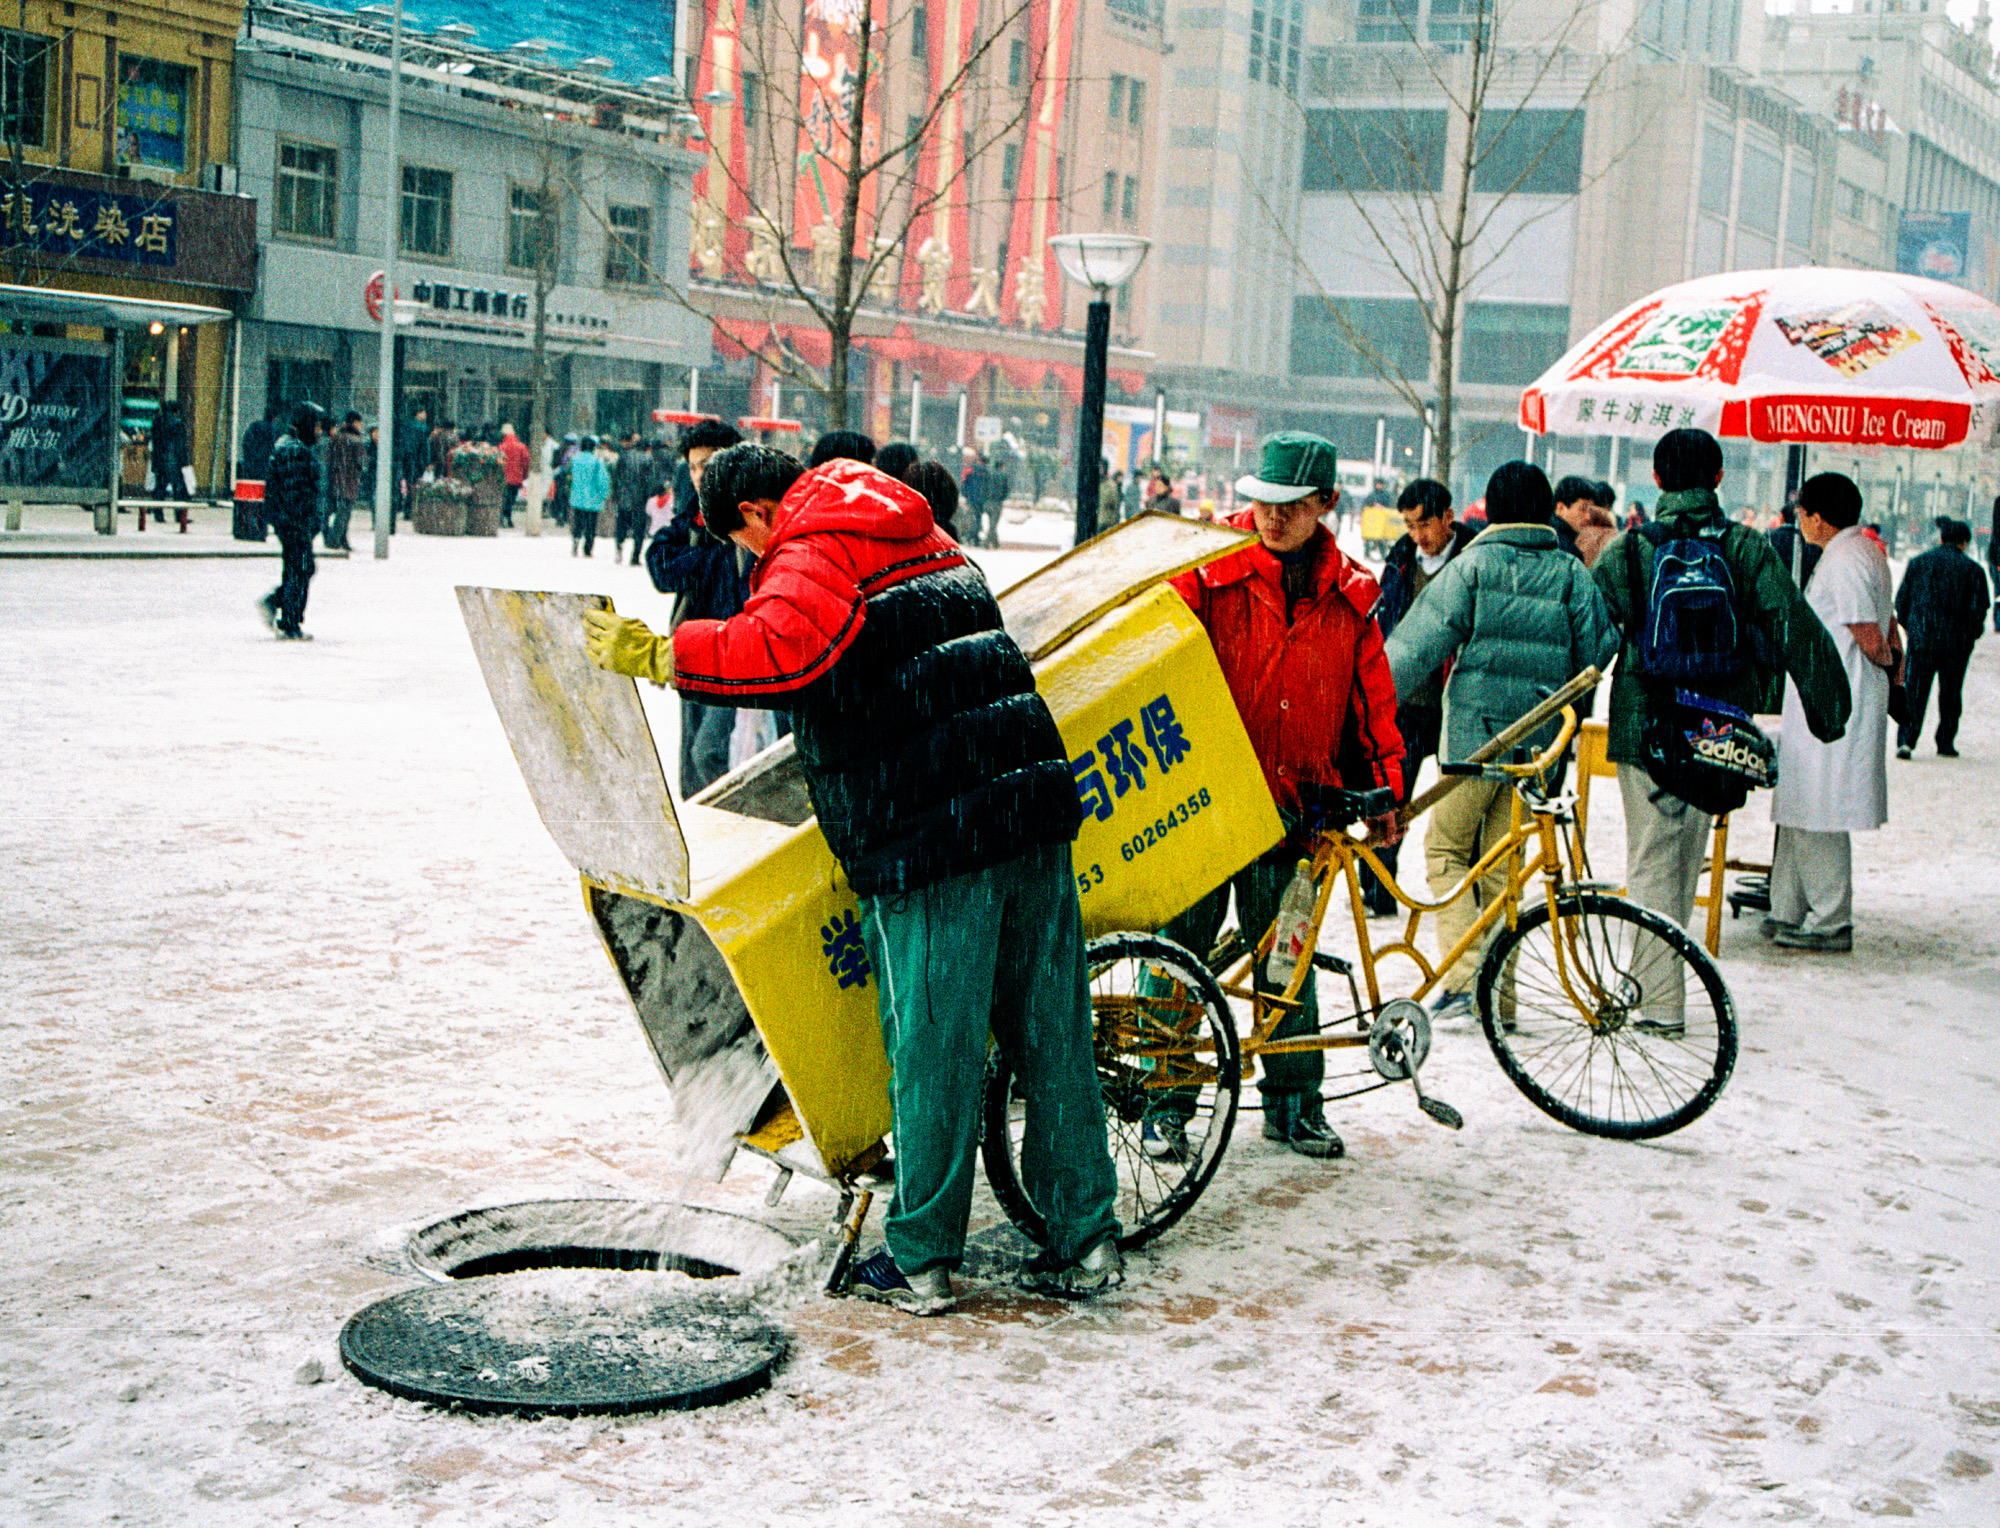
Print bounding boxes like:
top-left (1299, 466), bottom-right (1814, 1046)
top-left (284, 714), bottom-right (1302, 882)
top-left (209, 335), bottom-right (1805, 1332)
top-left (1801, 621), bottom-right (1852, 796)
top-left (690, 0), bottom-right (754, 281)
top-left (793, 0), bottom-right (884, 251)
top-left (1001, 0), bottom-right (1071, 331)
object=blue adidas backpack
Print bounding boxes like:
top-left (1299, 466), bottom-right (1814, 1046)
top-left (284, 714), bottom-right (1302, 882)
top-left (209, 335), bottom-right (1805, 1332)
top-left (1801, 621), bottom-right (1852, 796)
top-left (1628, 522), bottom-right (1743, 683)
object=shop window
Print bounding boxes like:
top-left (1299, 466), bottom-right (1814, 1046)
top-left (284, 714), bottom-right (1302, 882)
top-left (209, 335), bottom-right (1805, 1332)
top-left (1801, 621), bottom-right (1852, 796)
top-left (605, 203), bottom-right (652, 285)
top-left (402, 367), bottom-right (447, 425)
top-left (493, 378), bottom-right (536, 437)
top-left (2, 30), bottom-right (50, 148)
top-left (401, 165), bottom-right (453, 258)
top-left (1461, 303), bottom-right (1569, 386)
top-left (275, 140), bottom-right (338, 241)
top-left (116, 57), bottom-right (190, 171)
top-left (594, 389), bottom-right (645, 441)
top-left (507, 184), bottom-right (555, 271)
top-left (268, 357), bottom-right (335, 414)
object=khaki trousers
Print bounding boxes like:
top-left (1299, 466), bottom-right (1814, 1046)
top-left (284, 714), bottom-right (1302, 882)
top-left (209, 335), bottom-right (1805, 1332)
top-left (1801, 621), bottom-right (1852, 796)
top-left (1425, 777), bottom-right (1516, 994)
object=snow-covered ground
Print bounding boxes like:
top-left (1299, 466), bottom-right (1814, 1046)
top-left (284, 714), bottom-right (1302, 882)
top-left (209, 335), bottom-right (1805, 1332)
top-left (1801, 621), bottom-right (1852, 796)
top-left (4, 509), bottom-right (1999, 1527)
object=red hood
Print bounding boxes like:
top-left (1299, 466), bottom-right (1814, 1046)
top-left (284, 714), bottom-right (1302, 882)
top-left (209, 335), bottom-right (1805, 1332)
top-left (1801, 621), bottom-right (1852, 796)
top-left (1198, 508), bottom-right (1379, 618)
top-left (769, 457), bottom-right (935, 551)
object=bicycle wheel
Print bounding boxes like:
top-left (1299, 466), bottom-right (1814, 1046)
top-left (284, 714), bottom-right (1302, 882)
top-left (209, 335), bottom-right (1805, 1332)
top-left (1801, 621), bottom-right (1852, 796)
top-left (1477, 893), bottom-right (1737, 1140)
top-left (981, 933), bottom-right (1240, 1251)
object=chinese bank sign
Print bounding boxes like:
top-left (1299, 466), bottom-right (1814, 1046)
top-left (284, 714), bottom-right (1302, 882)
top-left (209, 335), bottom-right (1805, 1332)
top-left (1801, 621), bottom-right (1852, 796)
top-left (1, 185), bottom-right (178, 267)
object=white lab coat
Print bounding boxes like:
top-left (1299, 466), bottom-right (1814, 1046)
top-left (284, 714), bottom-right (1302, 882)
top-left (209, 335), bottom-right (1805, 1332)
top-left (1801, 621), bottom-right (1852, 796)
top-left (1773, 526), bottom-right (1891, 832)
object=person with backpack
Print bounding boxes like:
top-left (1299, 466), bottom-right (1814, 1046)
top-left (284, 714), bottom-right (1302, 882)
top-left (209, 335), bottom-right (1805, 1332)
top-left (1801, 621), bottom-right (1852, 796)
top-left (1592, 429), bottom-right (1850, 953)
top-left (1767, 473), bottom-right (1899, 952)
top-left (1384, 461), bottom-right (1620, 1024)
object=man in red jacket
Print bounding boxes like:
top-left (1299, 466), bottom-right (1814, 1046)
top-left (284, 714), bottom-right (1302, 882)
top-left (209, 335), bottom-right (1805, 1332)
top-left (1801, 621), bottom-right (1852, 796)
top-left (1161, 432), bottom-right (1404, 1161)
top-left (497, 421), bottom-right (531, 528)
top-left (583, 447), bottom-right (1120, 1314)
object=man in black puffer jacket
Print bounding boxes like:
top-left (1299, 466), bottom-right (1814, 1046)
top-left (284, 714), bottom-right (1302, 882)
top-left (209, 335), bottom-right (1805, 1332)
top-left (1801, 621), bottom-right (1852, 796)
top-left (259, 403), bottom-right (325, 641)
top-left (585, 446), bottom-right (1121, 1315)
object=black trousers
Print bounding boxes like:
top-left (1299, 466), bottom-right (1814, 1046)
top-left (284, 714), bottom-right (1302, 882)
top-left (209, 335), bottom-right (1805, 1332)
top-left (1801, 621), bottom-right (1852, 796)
top-left (572, 507), bottom-right (598, 554)
top-left (1898, 643), bottom-right (1973, 752)
top-left (270, 533), bottom-right (315, 633)
top-left (679, 699), bottom-right (737, 799)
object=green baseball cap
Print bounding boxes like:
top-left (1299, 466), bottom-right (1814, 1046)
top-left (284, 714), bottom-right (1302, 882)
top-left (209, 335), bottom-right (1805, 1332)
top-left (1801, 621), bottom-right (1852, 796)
top-left (1234, 431), bottom-right (1340, 504)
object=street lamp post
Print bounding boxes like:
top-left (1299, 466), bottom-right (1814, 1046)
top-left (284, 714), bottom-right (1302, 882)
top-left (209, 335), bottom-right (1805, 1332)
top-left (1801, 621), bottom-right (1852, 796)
top-left (1050, 233), bottom-right (1150, 546)
top-left (369, 0), bottom-right (406, 561)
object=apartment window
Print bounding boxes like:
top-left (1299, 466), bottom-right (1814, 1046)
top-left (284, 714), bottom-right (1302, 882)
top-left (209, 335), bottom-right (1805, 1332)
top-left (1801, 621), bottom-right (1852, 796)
top-left (1474, 109), bottom-right (1584, 195)
top-left (1121, 174), bottom-right (1138, 221)
top-left (1302, 109), bottom-right (1448, 193)
top-left (1102, 170), bottom-right (1118, 219)
top-left (1291, 296), bottom-right (1429, 381)
top-left (400, 166), bottom-right (453, 257)
top-left (1001, 142), bottom-right (1020, 193)
top-left (1249, 1), bottom-right (1266, 81)
top-left (605, 203), bottom-right (651, 285)
top-left (1008, 38), bottom-right (1025, 88)
top-left (507, 185), bottom-right (555, 271)
top-left (1109, 74), bottom-right (1127, 126)
top-left (911, 4), bottom-right (928, 58)
top-left (1356, 0), bottom-right (1420, 43)
top-left (1, 30), bottom-right (50, 148)
top-left (274, 140), bottom-right (339, 241)
top-left (1128, 80), bottom-right (1145, 130)
top-left (115, 57), bottom-right (191, 170)
top-left (1426, 0), bottom-right (1490, 50)
top-left (1461, 304), bottom-right (1569, 386)
top-left (1698, 124), bottom-right (1734, 217)
top-left (741, 71), bottom-right (761, 136)
top-left (1738, 140), bottom-right (1782, 236)
top-left (1285, 0), bottom-right (1302, 92)
top-left (1786, 160), bottom-right (1816, 252)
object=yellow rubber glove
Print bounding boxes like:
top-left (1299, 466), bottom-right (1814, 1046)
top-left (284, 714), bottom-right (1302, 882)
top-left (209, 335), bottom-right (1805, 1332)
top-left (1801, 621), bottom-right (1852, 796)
top-left (583, 607), bottom-right (674, 685)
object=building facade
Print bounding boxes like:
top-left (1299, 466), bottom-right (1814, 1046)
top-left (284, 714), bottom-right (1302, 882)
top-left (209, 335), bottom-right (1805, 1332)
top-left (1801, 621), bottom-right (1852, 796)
top-left (234, 2), bottom-right (707, 451)
top-left (2, 0), bottom-right (256, 489)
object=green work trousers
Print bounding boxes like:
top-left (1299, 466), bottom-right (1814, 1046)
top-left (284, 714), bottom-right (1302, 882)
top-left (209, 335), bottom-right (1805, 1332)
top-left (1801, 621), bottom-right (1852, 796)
top-left (858, 842), bottom-right (1120, 1277)
top-left (1160, 847), bottom-right (1322, 1099)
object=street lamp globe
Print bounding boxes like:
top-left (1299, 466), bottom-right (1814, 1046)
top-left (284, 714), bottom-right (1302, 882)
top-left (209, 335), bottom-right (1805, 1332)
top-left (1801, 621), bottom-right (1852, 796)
top-left (1049, 233), bottom-right (1151, 294)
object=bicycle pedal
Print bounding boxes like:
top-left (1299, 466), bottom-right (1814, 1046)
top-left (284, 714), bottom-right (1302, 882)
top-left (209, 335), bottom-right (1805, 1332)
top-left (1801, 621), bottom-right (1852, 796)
top-left (1418, 1096), bottom-right (1464, 1131)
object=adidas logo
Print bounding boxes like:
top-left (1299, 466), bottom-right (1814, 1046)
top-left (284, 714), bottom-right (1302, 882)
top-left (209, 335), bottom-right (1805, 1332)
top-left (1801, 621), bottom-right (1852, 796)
top-left (1686, 730), bottom-right (1771, 779)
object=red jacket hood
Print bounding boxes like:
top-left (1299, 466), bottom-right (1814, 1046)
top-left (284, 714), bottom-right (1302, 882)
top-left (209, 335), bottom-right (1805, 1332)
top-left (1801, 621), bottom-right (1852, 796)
top-left (1195, 509), bottom-right (1380, 619)
top-left (768, 457), bottom-right (936, 552)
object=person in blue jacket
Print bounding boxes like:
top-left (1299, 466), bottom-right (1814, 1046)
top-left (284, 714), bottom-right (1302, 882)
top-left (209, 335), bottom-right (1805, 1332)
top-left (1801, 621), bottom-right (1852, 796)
top-left (568, 436), bottom-right (610, 558)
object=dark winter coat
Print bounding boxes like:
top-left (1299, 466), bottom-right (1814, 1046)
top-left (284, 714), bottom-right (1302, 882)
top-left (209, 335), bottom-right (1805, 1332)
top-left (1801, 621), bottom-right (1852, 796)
top-left (149, 409), bottom-right (187, 476)
top-left (672, 458), bottom-right (1082, 896)
top-left (264, 433), bottom-right (321, 541)
top-left (1376, 521), bottom-right (1478, 639)
top-left (645, 462), bottom-right (751, 624)
top-left (613, 446), bottom-right (653, 516)
top-left (328, 427), bottom-right (368, 502)
top-left (1896, 543), bottom-right (1990, 653)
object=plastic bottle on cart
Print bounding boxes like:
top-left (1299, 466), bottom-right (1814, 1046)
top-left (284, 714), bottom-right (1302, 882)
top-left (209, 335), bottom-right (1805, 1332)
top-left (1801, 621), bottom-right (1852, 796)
top-left (1264, 861), bottom-right (1318, 987)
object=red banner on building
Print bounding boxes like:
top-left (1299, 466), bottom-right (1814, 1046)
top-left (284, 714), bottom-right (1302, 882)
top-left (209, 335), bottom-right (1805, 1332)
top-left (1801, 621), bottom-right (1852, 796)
top-left (1001, 0), bottom-right (1071, 332)
top-left (793, 0), bottom-right (884, 252)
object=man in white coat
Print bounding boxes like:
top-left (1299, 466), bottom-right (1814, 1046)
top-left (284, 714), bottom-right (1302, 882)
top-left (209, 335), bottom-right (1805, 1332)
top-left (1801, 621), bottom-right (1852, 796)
top-left (1770, 473), bottom-right (1901, 952)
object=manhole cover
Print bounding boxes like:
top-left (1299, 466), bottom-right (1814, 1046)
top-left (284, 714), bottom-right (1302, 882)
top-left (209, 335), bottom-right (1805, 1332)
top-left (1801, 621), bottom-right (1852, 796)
top-left (339, 1269), bottom-right (788, 1416)
top-left (406, 1199), bottom-right (798, 1283)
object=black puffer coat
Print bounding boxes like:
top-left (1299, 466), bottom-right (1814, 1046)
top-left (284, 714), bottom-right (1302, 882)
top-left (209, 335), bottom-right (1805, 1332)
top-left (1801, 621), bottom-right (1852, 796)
top-left (672, 459), bottom-right (1082, 895)
top-left (264, 434), bottom-right (320, 540)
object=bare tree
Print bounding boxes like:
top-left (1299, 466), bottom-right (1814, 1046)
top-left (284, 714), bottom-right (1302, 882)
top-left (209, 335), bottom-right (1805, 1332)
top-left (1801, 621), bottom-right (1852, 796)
top-left (695, 0), bottom-right (1041, 428)
top-left (1284, 0), bottom-right (1645, 483)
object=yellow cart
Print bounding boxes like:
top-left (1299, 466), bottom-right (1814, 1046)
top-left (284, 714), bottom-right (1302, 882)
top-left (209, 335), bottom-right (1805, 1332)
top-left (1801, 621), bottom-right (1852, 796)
top-left (457, 512), bottom-right (1284, 1251)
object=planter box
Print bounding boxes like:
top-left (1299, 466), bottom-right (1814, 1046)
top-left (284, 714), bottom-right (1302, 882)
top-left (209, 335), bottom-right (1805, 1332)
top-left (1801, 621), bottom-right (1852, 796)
top-left (412, 484), bottom-right (468, 535)
top-left (464, 480), bottom-right (503, 537)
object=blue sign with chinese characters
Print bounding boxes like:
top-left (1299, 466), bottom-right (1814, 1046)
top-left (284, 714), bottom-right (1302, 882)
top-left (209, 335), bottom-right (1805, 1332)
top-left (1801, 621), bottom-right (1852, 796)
top-left (1, 185), bottom-right (178, 268)
top-left (820, 909), bottom-right (873, 991)
top-left (1071, 692), bottom-right (1192, 824)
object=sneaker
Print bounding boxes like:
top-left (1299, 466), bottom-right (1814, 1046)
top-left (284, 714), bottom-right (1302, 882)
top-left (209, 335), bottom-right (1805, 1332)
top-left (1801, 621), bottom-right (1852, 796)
top-left (1939, 745), bottom-right (1960, 758)
top-left (1429, 990), bottom-right (1476, 1026)
top-left (1772, 925), bottom-right (1853, 953)
top-left (1261, 1094), bottom-right (1346, 1159)
top-left (1017, 1236), bottom-right (1125, 1298)
top-left (277, 628), bottom-right (313, 642)
top-left (256, 596), bottom-right (279, 633)
top-left (849, 1250), bottom-right (953, 1316)
top-left (1141, 1115), bottom-right (1189, 1163)
top-left (1895, 745), bottom-right (1913, 760)
top-left (1758, 916), bottom-right (1798, 941)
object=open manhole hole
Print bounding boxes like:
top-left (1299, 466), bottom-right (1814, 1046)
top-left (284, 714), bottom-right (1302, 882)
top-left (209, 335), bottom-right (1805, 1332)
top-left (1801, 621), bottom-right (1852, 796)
top-left (407, 1199), bottom-right (799, 1284)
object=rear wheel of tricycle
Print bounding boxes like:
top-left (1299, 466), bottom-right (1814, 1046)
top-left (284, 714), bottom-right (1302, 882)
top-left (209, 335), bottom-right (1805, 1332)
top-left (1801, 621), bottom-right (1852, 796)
top-left (981, 933), bottom-right (1240, 1252)
top-left (1477, 893), bottom-right (1737, 1139)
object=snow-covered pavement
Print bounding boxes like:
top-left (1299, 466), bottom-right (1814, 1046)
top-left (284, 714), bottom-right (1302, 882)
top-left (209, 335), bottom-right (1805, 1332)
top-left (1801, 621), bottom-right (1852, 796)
top-left (4, 514), bottom-right (1999, 1526)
